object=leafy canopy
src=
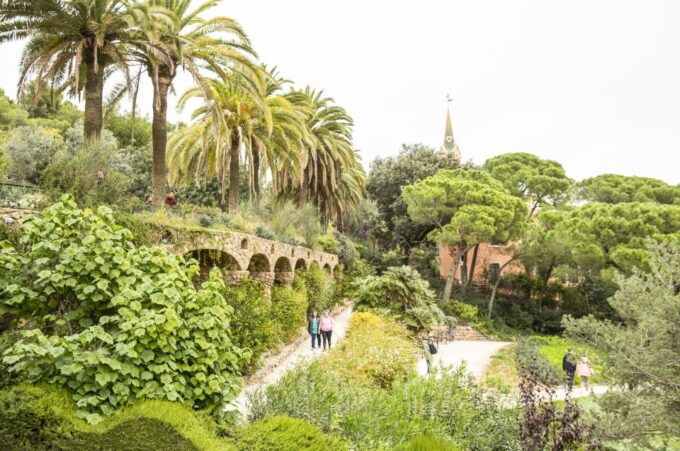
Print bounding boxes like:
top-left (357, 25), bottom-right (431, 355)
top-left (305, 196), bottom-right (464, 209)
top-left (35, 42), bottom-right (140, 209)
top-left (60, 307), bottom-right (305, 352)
top-left (0, 196), bottom-right (246, 422)
top-left (403, 168), bottom-right (528, 247)
top-left (576, 173), bottom-right (680, 205)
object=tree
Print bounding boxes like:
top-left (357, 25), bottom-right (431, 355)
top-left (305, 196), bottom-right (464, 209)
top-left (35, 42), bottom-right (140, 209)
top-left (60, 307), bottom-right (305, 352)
top-left (367, 144), bottom-right (459, 252)
top-left (5, 125), bottom-right (63, 184)
top-left (576, 173), bottom-right (680, 205)
top-left (0, 89), bottom-right (29, 130)
top-left (403, 169), bottom-right (528, 301)
top-left (563, 242), bottom-right (680, 444)
top-left (128, 0), bottom-right (256, 203)
top-left (483, 152), bottom-right (572, 217)
top-left (0, 0), bottom-right (133, 139)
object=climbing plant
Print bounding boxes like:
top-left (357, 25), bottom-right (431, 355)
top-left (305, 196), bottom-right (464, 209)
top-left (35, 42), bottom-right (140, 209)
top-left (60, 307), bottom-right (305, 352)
top-left (0, 196), bottom-right (247, 422)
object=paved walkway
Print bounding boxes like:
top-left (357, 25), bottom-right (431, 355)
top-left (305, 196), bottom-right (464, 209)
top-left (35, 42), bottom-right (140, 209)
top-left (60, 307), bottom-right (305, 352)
top-left (416, 340), bottom-right (512, 380)
top-left (227, 305), bottom-right (353, 418)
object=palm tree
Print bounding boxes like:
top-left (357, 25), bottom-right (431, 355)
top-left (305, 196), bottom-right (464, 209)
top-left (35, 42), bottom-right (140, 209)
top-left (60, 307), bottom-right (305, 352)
top-left (0, 0), bottom-right (134, 139)
top-left (274, 88), bottom-right (365, 227)
top-left (167, 72), bottom-right (266, 212)
top-left (127, 0), bottom-right (256, 203)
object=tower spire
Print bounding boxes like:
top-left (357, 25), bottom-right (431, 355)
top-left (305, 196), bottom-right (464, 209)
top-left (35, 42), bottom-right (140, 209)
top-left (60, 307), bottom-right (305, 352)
top-left (440, 95), bottom-right (461, 161)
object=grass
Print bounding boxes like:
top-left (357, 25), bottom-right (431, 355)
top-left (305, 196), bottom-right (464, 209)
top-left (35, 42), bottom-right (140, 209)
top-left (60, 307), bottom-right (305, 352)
top-left (481, 343), bottom-right (519, 393)
top-left (535, 336), bottom-right (611, 385)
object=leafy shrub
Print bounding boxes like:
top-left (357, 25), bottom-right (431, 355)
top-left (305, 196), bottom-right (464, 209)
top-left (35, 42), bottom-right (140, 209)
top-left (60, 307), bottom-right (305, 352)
top-left (315, 233), bottom-right (339, 254)
top-left (393, 435), bottom-right (463, 451)
top-left (255, 225), bottom-right (276, 240)
top-left (0, 384), bottom-right (233, 450)
top-left (0, 197), bottom-right (246, 422)
top-left (271, 285), bottom-right (308, 344)
top-left (222, 278), bottom-right (273, 368)
top-left (235, 416), bottom-right (348, 451)
top-left (516, 338), bottom-right (562, 386)
top-left (249, 364), bottom-right (518, 450)
top-left (354, 266), bottom-right (444, 331)
top-left (442, 300), bottom-right (492, 335)
top-left (5, 125), bottom-right (62, 184)
top-left (322, 312), bottom-right (417, 388)
top-left (296, 265), bottom-right (336, 314)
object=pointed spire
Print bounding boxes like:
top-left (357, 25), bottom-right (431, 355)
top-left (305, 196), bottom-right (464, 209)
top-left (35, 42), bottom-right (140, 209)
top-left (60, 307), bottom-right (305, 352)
top-left (440, 96), bottom-right (461, 161)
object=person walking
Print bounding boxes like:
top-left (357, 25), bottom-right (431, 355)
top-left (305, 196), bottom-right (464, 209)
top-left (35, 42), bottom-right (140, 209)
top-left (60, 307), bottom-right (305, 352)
top-left (421, 334), bottom-right (435, 375)
top-left (319, 311), bottom-right (334, 351)
top-left (562, 348), bottom-right (577, 391)
top-left (576, 355), bottom-right (595, 392)
top-left (308, 311), bottom-right (321, 350)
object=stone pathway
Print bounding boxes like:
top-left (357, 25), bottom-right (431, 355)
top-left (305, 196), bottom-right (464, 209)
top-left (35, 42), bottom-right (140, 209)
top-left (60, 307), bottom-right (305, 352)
top-left (227, 305), bottom-right (353, 418)
top-left (416, 340), bottom-right (512, 380)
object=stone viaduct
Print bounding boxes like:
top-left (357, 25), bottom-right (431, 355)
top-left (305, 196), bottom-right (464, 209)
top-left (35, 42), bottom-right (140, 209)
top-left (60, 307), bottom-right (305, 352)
top-left (161, 228), bottom-right (339, 291)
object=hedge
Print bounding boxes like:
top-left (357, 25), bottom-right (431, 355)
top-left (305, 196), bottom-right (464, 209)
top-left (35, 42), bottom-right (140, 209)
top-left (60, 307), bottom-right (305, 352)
top-left (235, 416), bottom-right (348, 451)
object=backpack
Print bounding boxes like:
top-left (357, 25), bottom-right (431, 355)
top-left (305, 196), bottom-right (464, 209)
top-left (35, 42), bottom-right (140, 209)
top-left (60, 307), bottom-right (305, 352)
top-left (428, 342), bottom-right (438, 355)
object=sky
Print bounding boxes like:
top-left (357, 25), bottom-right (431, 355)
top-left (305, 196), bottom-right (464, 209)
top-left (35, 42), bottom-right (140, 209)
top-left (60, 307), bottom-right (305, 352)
top-left (0, 0), bottom-right (678, 184)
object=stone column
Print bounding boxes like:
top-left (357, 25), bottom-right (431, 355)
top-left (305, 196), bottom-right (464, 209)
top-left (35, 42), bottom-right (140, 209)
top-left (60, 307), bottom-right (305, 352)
top-left (250, 271), bottom-right (275, 295)
top-left (221, 269), bottom-right (249, 286)
top-left (274, 271), bottom-right (294, 287)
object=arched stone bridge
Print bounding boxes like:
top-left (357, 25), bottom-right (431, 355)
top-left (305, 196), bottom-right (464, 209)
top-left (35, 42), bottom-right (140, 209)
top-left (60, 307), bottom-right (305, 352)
top-left (162, 228), bottom-right (339, 290)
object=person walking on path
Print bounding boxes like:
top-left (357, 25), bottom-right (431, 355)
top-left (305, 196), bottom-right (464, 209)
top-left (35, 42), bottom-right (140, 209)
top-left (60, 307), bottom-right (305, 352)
top-left (576, 355), bottom-right (595, 391)
top-left (562, 348), bottom-right (577, 391)
top-left (308, 311), bottom-right (321, 350)
top-left (421, 333), bottom-right (436, 375)
top-left (319, 311), bottom-right (334, 350)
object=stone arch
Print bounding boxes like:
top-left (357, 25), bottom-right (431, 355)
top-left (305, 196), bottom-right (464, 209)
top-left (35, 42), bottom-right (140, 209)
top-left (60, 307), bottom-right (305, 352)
top-left (309, 260), bottom-right (321, 271)
top-left (294, 258), bottom-right (308, 271)
top-left (274, 257), bottom-right (293, 286)
top-left (240, 238), bottom-right (248, 249)
top-left (323, 263), bottom-right (332, 273)
top-left (186, 249), bottom-right (241, 282)
top-left (247, 253), bottom-right (271, 272)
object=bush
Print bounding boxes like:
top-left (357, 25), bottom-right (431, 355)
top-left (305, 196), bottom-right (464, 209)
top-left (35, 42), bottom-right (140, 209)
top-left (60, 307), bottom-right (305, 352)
top-left (355, 266), bottom-right (444, 331)
top-left (235, 416), bottom-right (348, 451)
top-left (0, 197), bottom-right (246, 422)
top-left (296, 265), bottom-right (336, 314)
top-left (322, 312), bottom-right (417, 388)
top-left (5, 125), bottom-right (62, 184)
top-left (271, 285), bottom-right (308, 344)
top-left (516, 338), bottom-right (562, 386)
top-left (222, 278), bottom-right (273, 368)
top-left (442, 300), bottom-right (492, 335)
top-left (249, 364), bottom-right (518, 450)
top-left (393, 435), bottom-right (463, 451)
top-left (0, 384), bottom-right (233, 450)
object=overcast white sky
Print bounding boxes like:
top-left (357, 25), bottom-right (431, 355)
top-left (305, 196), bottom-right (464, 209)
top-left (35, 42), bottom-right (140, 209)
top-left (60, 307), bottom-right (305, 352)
top-left (1, 0), bottom-right (678, 183)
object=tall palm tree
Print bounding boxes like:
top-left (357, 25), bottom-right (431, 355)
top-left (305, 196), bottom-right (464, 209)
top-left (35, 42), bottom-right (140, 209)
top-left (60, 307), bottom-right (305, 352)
top-left (167, 72), bottom-right (266, 212)
top-left (128, 0), bottom-right (256, 203)
top-left (0, 0), bottom-right (134, 139)
top-left (274, 88), bottom-right (365, 227)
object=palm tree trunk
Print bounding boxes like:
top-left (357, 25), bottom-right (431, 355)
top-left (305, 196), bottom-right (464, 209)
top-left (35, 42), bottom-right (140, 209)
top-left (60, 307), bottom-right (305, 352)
top-left (252, 141), bottom-right (260, 204)
top-left (297, 166), bottom-right (309, 207)
top-left (130, 67), bottom-right (142, 145)
top-left (152, 74), bottom-right (171, 203)
top-left (229, 128), bottom-right (240, 213)
top-left (84, 62), bottom-right (104, 141)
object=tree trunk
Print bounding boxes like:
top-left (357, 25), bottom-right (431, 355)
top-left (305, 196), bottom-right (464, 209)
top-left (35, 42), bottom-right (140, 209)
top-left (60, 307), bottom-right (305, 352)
top-left (252, 140), bottom-right (260, 204)
top-left (84, 61), bottom-right (104, 141)
top-left (487, 278), bottom-right (501, 320)
top-left (228, 128), bottom-right (241, 213)
top-left (467, 244), bottom-right (480, 286)
top-left (443, 245), bottom-right (464, 303)
top-left (130, 67), bottom-right (142, 145)
top-left (151, 74), bottom-right (171, 203)
top-left (537, 259), bottom-right (555, 311)
top-left (460, 250), bottom-right (468, 298)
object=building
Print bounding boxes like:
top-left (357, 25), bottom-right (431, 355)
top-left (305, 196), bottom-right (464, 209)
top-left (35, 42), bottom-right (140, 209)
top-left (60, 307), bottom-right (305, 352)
top-left (436, 105), bottom-right (522, 285)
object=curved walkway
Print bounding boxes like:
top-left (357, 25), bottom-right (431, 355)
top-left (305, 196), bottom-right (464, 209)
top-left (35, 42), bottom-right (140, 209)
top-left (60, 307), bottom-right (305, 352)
top-left (417, 340), bottom-right (512, 381)
top-left (227, 305), bottom-right (353, 418)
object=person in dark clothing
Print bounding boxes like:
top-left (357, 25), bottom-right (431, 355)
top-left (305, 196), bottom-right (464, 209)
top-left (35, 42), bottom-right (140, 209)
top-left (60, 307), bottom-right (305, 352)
top-left (562, 348), bottom-right (577, 391)
top-left (308, 311), bottom-right (321, 350)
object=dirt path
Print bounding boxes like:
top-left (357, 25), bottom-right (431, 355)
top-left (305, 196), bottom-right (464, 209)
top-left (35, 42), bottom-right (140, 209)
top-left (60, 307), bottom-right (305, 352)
top-left (227, 305), bottom-right (353, 418)
top-left (417, 340), bottom-right (512, 380)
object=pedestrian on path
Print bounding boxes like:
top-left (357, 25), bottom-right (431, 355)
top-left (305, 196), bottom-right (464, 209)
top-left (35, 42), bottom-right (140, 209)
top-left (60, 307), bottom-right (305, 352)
top-left (421, 333), bottom-right (436, 375)
top-left (308, 311), bottom-right (321, 350)
top-left (319, 311), bottom-right (334, 350)
top-left (562, 348), bottom-right (577, 391)
top-left (576, 355), bottom-right (595, 391)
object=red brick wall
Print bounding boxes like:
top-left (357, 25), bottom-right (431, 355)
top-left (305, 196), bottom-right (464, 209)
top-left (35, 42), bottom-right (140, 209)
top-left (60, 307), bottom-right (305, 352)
top-left (438, 242), bottom-right (523, 284)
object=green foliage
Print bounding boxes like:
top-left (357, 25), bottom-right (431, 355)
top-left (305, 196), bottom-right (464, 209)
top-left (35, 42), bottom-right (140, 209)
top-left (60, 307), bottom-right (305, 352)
top-left (0, 89), bottom-right (29, 130)
top-left (5, 125), bottom-right (62, 184)
top-left (483, 152), bottom-right (572, 213)
top-left (355, 266), bottom-right (445, 331)
top-left (249, 363), bottom-right (518, 450)
top-left (536, 336), bottom-right (609, 385)
top-left (235, 416), bottom-right (348, 451)
top-left (0, 197), bottom-right (246, 421)
top-left (271, 285), bottom-right (308, 344)
top-left (393, 435), bottom-right (463, 451)
top-left (106, 113), bottom-right (153, 148)
top-left (516, 338), bottom-right (562, 386)
top-left (481, 344), bottom-right (519, 393)
top-left (322, 312), bottom-right (417, 388)
top-left (315, 232), bottom-right (339, 254)
top-left (442, 300), bottom-right (492, 335)
top-left (222, 278), bottom-right (273, 367)
top-left (563, 242), bottom-right (680, 443)
top-left (367, 144), bottom-right (459, 251)
top-left (0, 384), bottom-right (234, 450)
top-left (296, 265), bottom-right (336, 314)
top-left (577, 174), bottom-right (680, 205)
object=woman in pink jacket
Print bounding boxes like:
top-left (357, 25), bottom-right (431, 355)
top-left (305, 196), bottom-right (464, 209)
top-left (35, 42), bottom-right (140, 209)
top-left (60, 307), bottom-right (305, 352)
top-left (576, 355), bottom-right (595, 391)
top-left (319, 311), bottom-right (334, 351)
